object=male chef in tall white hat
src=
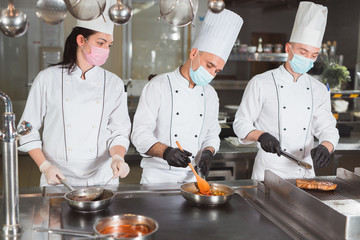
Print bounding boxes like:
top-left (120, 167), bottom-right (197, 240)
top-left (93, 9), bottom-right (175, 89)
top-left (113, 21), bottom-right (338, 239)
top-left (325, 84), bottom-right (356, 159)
top-left (18, 0), bottom-right (131, 186)
top-left (131, 9), bottom-right (243, 184)
top-left (233, 1), bottom-right (339, 181)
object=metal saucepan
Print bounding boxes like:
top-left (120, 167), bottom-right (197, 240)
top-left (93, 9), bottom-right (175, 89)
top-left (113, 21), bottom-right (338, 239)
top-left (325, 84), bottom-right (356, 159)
top-left (180, 182), bottom-right (235, 206)
top-left (58, 176), bottom-right (115, 212)
top-left (34, 214), bottom-right (159, 239)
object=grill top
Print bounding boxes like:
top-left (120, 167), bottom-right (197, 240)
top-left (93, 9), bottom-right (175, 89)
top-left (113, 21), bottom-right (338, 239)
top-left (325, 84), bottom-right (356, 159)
top-left (285, 177), bottom-right (360, 201)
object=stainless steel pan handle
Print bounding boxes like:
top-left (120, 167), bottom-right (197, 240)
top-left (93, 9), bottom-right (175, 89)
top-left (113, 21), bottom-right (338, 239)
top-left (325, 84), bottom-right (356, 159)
top-left (56, 175), bottom-right (75, 191)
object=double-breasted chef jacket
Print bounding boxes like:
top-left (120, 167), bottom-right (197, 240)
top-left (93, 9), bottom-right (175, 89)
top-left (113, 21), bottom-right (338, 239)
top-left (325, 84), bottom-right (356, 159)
top-left (18, 65), bottom-right (131, 186)
top-left (131, 67), bottom-right (221, 184)
top-left (233, 65), bottom-right (339, 181)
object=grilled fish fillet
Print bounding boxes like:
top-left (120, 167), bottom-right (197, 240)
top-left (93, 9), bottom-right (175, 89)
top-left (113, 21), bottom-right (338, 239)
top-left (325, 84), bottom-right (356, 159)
top-left (296, 179), bottom-right (337, 191)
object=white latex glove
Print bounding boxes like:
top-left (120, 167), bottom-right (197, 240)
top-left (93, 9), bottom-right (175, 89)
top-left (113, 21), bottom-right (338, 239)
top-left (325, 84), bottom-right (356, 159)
top-left (39, 160), bottom-right (64, 185)
top-left (111, 155), bottom-right (130, 178)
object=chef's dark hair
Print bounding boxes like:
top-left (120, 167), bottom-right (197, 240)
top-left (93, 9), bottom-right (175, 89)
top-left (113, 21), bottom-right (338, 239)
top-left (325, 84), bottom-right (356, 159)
top-left (50, 27), bottom-right (96, 74)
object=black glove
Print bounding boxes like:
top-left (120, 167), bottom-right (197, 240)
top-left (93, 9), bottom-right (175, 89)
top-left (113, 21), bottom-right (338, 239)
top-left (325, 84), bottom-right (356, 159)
top-left (311, 144), bottom-right (331, 168)
top-left (258, 132), bottom-right (281, 156)
top-left (197, 150), bottom-right (213, 178)
top-left (163, 147), bottom-right (191, 168)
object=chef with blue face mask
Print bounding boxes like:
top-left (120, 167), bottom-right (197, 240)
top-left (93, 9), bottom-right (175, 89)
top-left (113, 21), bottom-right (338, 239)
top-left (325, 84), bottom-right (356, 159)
top-left (233, 1), bottom-right (339, 181)
top-left (131, 9), bottom-right (243, 184)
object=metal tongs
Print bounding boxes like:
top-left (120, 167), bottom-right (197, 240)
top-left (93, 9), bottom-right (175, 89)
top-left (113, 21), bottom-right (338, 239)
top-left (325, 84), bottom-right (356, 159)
top-left (280, 149), bottom-right (312, 170)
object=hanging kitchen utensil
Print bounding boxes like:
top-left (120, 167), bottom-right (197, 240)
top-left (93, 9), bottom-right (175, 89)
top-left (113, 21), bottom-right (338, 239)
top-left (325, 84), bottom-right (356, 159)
top-left (176, 141), bottom-right (210, 194)
top-left (64, 0), bottom-right (106, 21)
top-left (108, 0), bottom-right (133, 25)
top-left (208, 0), bottom-right (225, 14)
top-left (280, 149), bottom-right (313, 170)
top-left (159, 0), bottom-right (198, 27)
top-left (0, 0), bottom-right (28, 37)
top-left (35, 0), bottom-right (67, 25)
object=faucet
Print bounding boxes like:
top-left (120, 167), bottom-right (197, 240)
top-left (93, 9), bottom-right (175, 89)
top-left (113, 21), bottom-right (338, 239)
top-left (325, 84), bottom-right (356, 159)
top-left (0, 91), bottom-right (32, 237)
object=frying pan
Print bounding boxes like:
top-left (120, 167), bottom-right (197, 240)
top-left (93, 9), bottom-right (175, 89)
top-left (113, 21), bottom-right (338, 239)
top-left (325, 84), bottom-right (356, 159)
top-left (180, 182), bottom-right (234, 206)
top-left (34, 214), bottom-right (159, 239)
top-left (58, 177), bottom-right (115, 212)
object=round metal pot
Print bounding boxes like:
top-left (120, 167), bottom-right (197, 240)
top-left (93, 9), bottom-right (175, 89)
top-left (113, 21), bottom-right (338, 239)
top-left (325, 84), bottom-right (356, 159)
top-left (34, 214), bottom-right (159, 239)
top-left (180, 182), bottom-right (235, 206)
top-left (64, 188), bottom-right (115, 212)
top-left (94, 214), bottom-right (159, 239)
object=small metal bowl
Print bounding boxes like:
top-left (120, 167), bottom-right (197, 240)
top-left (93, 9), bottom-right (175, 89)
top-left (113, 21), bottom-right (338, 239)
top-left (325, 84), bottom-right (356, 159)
top-left (180, 182), bottom-right (235, 207)
top-left (94, 214), bottom-right (159, 239)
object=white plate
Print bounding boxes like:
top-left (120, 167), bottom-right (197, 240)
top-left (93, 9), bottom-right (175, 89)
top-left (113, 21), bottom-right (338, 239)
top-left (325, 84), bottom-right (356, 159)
top-left (224, 105), bottom-right (239, 110)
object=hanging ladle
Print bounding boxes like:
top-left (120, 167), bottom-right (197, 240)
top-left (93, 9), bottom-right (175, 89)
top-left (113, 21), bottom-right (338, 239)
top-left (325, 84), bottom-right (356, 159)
top-left (176, 141), bottom-right (210, 194)
top-left (0, 0), bottom-right (29, 37)
top-left (108, 0), bottom-right (133, 25)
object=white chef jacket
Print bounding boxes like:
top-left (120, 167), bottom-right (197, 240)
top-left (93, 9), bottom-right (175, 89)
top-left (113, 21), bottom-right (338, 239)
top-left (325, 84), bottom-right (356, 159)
top-left (131, 67), bottom-right (221, 184)
top-left (18, 65), bottom-right (131, 186)
top-left (233, 65), bottom-right (339, 181)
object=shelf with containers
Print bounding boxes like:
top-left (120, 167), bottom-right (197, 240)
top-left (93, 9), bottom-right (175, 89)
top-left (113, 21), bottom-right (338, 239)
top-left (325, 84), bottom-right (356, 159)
top-left (330, 90), bottom-right (360, 137)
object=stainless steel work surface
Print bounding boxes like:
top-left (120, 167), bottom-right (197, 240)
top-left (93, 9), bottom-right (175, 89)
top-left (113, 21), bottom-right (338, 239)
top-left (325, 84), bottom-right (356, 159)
top-left (59, 194), bottom-right (292, 240)
top-left (256, 169), bottom-right (360, 240)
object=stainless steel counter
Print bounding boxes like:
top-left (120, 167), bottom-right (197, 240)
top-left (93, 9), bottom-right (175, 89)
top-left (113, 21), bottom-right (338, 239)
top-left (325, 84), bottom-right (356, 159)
top-left (0, 180), bottom-right (296, 240)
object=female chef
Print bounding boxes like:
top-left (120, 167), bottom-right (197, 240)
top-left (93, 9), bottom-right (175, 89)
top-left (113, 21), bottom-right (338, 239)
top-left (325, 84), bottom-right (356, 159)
top-left (18, 3), bottom-right (131, 186)
top-left (233, 1), bottom-right (339, 181)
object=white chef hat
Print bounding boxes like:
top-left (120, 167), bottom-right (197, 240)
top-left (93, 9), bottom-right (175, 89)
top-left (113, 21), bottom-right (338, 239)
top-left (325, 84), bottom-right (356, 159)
top-left (192, 9), bottom-right (243, 62)
top-left (76, 0), bottom-right (115, 36)
top-left (289, 1), bottom-right (328, 48)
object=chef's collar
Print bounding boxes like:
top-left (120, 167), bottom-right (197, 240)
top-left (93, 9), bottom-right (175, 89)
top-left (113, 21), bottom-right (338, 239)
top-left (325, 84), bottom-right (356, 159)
top-left (175, 66), bottom-right (193, 88)
top-left (279, 64), bottom-right (307, 83)
top-left (71, 65), bottom-right (102, 80)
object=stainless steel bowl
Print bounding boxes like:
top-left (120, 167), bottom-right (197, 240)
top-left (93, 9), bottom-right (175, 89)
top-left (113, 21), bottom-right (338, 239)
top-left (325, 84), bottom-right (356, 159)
top-left (94, 214), bottom-right (159, 239)
top-left (64, 188), bottom-right (115, 212)
top-left (64, 0), bottom-right (106, 20)
top-left (180, 182), bottom-right (235, 206)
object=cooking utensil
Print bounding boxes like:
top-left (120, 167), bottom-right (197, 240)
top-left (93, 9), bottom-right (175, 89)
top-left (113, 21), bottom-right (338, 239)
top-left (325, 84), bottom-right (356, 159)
top-left (280, 149), bottom-right (312, 170)
top-left (158, 0), bottom-right (198, 27)
top-left (58, 175), bottom-right (105, 201)
top-left (0, 0), bottom-right (29, 37)
top-left (175, 141), bottom-right (210, 194)
top-left (35, 0), bottom-right (67, 25)
top-left (57, 176), bottom-right (115, 212)
top-left (34, 214), bottom-right (159, 239)
top-left (94, 176), bottom-right (113, 201)
top-left (180, 182), bottom-right (234, 206)
top-left (64, 0), bottom-right (106, 21)
top-left (208, 0), bottom-right (225, 13)
top-left (108, 0), bottom-right (133, 25)
top-left (94, 214), bottom-right (159, 239)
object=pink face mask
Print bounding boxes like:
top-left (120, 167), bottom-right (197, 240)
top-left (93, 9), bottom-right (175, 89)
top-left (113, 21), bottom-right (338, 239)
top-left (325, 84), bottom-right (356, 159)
top-left (82, 39), bottom-right (110, 66)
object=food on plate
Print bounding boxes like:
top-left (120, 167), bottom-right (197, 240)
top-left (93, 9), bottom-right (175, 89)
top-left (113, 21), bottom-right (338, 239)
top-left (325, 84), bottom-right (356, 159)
top-left (196, 190), bottom-right (227, 196)
top-left (99, 224), bottom-right (153, 238)
top-left (296, 179), bottom-right (337, 191)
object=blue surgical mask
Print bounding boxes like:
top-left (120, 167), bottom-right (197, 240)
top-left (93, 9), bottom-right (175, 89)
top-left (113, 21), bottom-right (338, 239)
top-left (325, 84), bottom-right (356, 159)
top-left (289, 47), bottom-right (315, 74)
top-left (189, 54), bottom-right (214, 86)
